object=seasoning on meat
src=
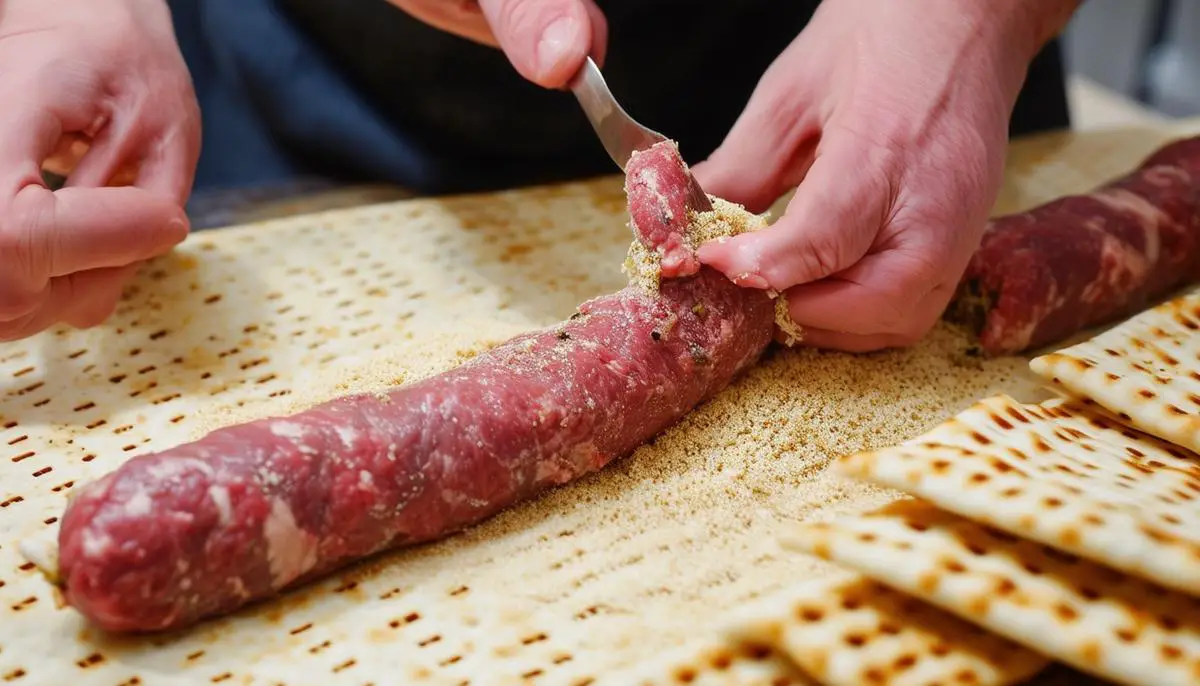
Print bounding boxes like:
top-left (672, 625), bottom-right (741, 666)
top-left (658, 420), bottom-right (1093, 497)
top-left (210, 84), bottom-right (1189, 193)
top-left (623, 142), bottom-right (769, 293)
top-left (946, 135), bottom-right (1200, 357)
top-left (621, 142), bottom-right (804, 341)
top-left (48, 141), bottom-right (776, 633)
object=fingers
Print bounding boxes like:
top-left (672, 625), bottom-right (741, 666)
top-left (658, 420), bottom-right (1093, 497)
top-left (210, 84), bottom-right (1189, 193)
top-left (59, 264), bottom-right (139, 330)
top-left (387, 0), bottom-right (499, 47)
top-left (0, 184), bottom-right (185, 325)
top-left (689, 39), bottom-right (822, 213)
top-left (0, 266), bottom-right (135, 343)
top-left (0, 184), bottom-right (180, 329)
top-left (30, 185), bottom-right (187, 277)
top-left (63, 121), bottom-right (131, 190)
top-left (388, 0), bottom-right (607, 86)
top-left (132, 118), bottom-right (201, 206)
top-left (580, 0), bottom-right (608, 67)
top-left (780, 276), bottom-right (953, 352)
top-left (65, 95), bottom-right (199, 204)
top-left (697, 133), bottom-right (895, 293)
top-left (690, 102), bottom-right (818, 215)
top-left (477, 0), bottom-right (603, 87)
top-left (42, 132), bottom-right (91, 178)
top-left (779, 250), bottom-right (946, 335)
top-left (3, 90), bottom-right (191, 283)
top-left (784, 327), bottom-right (915, 354)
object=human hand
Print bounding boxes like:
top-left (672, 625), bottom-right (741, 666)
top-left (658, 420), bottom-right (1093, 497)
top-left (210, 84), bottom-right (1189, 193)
top-left (0, 0), bottom-right (200, 342)
top-left (692, 0), bottom-right (1076, 352)
top-left (386, 0), bottom-right (607, 87)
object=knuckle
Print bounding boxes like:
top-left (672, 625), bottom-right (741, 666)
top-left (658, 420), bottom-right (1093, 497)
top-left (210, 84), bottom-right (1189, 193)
top-left (808, 241), bottom-right (843, 278)
top-left (0, 225), bottom-right (26, 267)
top-left (748, 83), bottom-right (807, 139)
top-left (0, 192), bottom-right (51, 321)
top-left (779, 231), bottom-right (848, 287)
top-left (904, 250), bottom-right (944, 285)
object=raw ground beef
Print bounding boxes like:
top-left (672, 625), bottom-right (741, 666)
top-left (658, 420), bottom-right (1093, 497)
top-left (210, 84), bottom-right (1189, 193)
top-left (53, 142), bottom-right (775, 633)
top-left (948, 135), bottom-right (1200, 356)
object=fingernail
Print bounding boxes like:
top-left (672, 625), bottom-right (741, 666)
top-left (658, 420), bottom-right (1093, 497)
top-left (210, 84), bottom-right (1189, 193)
top-left (536, 16), bottom-right (582, 81)
top-left (733, 272), bottom-right (770, 289)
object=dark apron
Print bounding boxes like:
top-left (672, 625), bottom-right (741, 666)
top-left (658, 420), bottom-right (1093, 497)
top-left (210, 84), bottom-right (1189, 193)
top-left (174, 0), bottom-right (1069, 196)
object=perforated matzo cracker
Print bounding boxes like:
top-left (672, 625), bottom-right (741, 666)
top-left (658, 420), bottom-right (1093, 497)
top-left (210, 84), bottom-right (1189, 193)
top-left (610, 638), bottom-right (815, 685)
top-left (784, 499), bottom-right (1200, 686)
top-left (0, 125), bottom-right (1194, 685)
top-left (723, 572), bottom-right (1048, 686)
top-left (834, 394), bottom-right (1200, 595)
top-left (1030, 288), bottom-right (1200, 454)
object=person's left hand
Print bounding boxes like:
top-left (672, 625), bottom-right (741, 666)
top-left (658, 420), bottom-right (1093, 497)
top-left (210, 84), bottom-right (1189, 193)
top-left (692, 0), bottom-right (1067, 352)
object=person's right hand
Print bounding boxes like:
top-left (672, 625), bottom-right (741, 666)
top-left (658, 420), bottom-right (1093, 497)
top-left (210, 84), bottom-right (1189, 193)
top-left (387, 0), bottom-right (606, 88)
top-left (0, 0), bottom-right (200, 342)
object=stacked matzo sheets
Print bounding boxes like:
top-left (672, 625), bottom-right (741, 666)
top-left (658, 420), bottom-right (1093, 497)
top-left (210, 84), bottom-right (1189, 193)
top-left (764, 287), bottom-right (1200, 686)
top-left (622, 287), bottom-right (1200, 685)
top-left (835, 394), bottom-right (1200, 595)
top-left (614, 572), bottom-right (1049, 686)
top-left (785, 499), bottom-right (1200, 686)
top-left (1030, 288), bottom-right (1200, 454)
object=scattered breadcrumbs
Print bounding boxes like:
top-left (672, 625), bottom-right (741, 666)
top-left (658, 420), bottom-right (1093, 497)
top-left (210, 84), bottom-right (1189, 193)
top-left (0, 117), bottom-right (1171, 686)
top-left (621, 195), bottom-right (804, 341)
top-left (3, 166), bottom-right (1053, 684)
top-left (774, 293), bottom-right (803, 346)
top-left (624, 197), bottom-right (765, 294)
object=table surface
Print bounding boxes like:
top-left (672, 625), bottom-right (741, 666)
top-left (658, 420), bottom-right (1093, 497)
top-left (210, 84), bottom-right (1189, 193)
top-left (0, 108), bottom-right (1194, 686)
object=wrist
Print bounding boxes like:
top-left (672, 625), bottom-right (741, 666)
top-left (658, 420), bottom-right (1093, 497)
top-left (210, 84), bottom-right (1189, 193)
top-left (937, 0), bottom-right (1080, 106)
top-left (989, 0), bottom-right (1082, 61)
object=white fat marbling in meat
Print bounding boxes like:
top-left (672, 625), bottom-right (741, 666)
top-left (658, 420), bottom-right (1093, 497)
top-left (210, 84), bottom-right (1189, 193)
top-left (334, 425), bottom-right (360, 447)
top-left (208, 485), bottom-right (233, 526)
top-left (123, 490), bottom-right (152, 517)
top-left (262, 498), bottom-right (318, 587)
top-left (270, 420), bottom-right (310, 441)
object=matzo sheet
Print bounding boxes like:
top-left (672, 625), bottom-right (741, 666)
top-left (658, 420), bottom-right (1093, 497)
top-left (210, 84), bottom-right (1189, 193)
top-left (1, 122), bottom-right (1197, 685)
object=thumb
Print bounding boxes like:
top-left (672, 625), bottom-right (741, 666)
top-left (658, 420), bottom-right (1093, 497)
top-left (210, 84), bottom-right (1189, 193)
top-left (478, 0), bottom-right (604, 88)
top-left (696, 134), bottom-right (891, 293)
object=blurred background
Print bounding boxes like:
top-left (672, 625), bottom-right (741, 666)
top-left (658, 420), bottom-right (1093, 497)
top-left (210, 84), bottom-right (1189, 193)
top-left (171, 0), bottom-right (1199, 227)
top-left (1065, 0), bottom-right (1199, 121)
